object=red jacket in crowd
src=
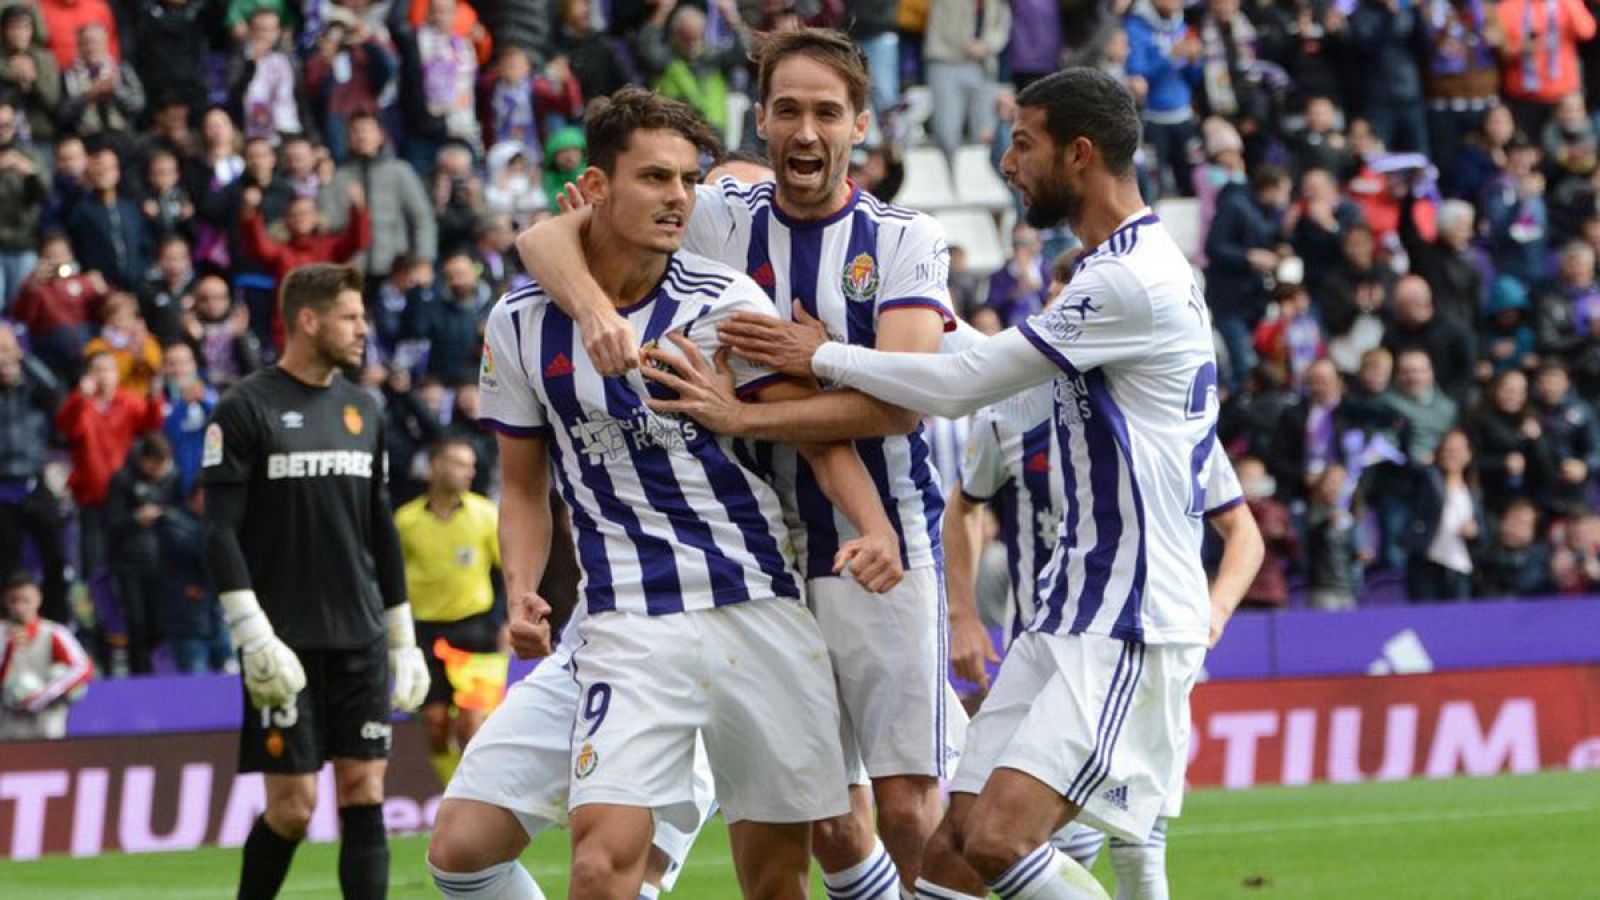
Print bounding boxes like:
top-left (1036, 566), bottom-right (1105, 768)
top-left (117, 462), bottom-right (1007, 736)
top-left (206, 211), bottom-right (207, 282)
top-left (10, 271), bottom-right (109, 335)
top-left (241, 203), bottom-right (370, 350)
top-left (54, 388), bottom-right (164, 507)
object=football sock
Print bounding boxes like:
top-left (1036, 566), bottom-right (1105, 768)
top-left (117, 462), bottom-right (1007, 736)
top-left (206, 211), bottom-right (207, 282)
top-left (428, 859), bottom-right (544, 899)
top-left (1053, 824), bottom-right (1107, 871)
top-left (823, 837), bottom-right (900, 900)
top-left (912, 878), bottom-right (985, 900)
top-left (337, 804), bottom-right (389, 899)
top-left (431, 749), bottom-right (461, 786)
top-left (238, 814), bottom-right (301, 900)
top-left (988, 843), bottom-right (1110, 900)
top-left (638, 884), bottom-right (661, 899)
top-left (1107, 819), bottom-right (1168, 900)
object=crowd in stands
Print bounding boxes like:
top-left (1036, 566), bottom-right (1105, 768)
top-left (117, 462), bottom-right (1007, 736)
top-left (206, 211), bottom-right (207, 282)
top-left (1, 0), bottom-right (1599, 685)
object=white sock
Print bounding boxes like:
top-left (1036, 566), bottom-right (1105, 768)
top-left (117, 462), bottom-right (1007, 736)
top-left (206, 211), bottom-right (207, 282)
top-left (912, 877), bottom-right (985, 899)
top-left (638, 884), bottom-right (662, 900)
top-left (428, 859), bottom-right (545, 900)
top-left (1052, 823), bottom-right (1106, 871)
top-left (987, 843), bottom-right (1110, 900)
top-left (1108, 819), bottom-right (1168, 900)
top-left (823, 838), bottom-right (900, 900)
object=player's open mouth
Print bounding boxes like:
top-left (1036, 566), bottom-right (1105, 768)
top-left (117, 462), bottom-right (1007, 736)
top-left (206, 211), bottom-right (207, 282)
top-left (654, 213), bottom-right (685, 229)
top-left (787, 156), bottom-right (824, 179)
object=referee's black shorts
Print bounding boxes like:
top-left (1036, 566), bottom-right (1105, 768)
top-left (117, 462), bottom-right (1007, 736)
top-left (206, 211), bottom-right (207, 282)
top-left (238, 635), bottom-right (390, 774)
top-left (415, 611), bottom-right (501, 708)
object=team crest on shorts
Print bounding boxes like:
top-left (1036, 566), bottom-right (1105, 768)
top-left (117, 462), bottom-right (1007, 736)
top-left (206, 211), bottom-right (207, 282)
top-left (574, 742), bottom-right (599, 779)
top-left (343, 404), bottom-right (364, 435)
top-left (265, 729), bottom-right (284, 758)
top-left (841, 253), bottom-right (879, 304)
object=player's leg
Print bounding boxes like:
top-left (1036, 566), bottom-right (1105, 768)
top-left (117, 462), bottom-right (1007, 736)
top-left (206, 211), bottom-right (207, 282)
top-left (454, 705), bottom-right (486, 748)
top-left (428, 799), bottom-right (541, 899)
top-left (568, 804), bottom-right (656, 899)
top-left (727, 821), bottom-right (812, 900)
top-left (1106, 819), bottom-right (1168, 900)
top-left (960, 769), bottom-right (1106, 899)
top-left (333, 757), bottom-right (390, 899)
top-left (872, 774), bottom-right (943, 885)
top-left (1052, 825), bottom-right (1107, 872)
top-left (812, 786), bottom-right (897, 900)
top-left (237, 651), bottom-right (323, 900)
top-left (913, 791), bottom-right (985, 899)
top-left (326, 637), bottom-right (400, 898)
top-left (239, 773), bottom-right (317, 900)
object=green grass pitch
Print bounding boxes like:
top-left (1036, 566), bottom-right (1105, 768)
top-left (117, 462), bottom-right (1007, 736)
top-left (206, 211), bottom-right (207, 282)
top-left (5, 770), bottom-right (1597, 898)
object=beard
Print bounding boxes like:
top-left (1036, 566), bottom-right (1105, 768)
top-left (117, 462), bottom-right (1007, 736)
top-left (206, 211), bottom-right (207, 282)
top-left (1024, 182), bottom-right (1079, 229)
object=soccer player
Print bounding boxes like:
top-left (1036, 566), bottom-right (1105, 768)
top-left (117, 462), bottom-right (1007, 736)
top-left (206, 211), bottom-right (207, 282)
top-left (434, 87), bottom-right (904, 900)
top-left (394, 438), bottom-right (502, 784)
top-left (202, 263), bottom-right (430, 900)
top-left (520, 31), bottom-right (959, 894)
top-left (675, 68), bottom-right (1220, 899)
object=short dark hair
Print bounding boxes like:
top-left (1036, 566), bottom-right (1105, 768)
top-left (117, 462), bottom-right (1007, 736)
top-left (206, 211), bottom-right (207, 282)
top-left (429, 436), bottom-right (477, 462)
top-left (38, 229), bottom-right (68, 253)
top-left (1015, 68), bottom-right (1142, 176)
top-left (2, 569), bottom-right (39, 595)
top-left (0, 5), bottom-right (33, 29)
top-left (280, 263), bottom-right (363, 331)
top-left (584, 86), bottom-right (721, 174)
top-left (754, 28), bottom-right (870, 113)
top-left (134, 433), bottom-right (173, 464)
top-left (1250, 164), bottom-right (1289, 194)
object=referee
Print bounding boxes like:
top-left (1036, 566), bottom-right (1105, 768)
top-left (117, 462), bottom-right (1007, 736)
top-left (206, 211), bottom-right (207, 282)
top-left (393, 437), bottom-right (501, 784)
top-left (202, 263), bottom-right (429, 900)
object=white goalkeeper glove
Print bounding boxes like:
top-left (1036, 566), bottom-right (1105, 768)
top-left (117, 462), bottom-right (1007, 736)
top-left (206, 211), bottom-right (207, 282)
top-left (221, 590), bottom-right (306, 710)
top-left (385, 604), bottom-right (430, 713)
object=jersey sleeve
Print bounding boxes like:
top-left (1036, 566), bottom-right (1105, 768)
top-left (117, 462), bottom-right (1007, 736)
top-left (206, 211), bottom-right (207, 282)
top-left (478, 301), bottom-right (547, 436)
top-left (685, 179), bottom-right (752, 266)
top-left (200, 392), bottom-right (261, 486)
top-left (1017, 257), bottom-right (1152, 374)
top-left (683, 273), bottom-right (785, 399)
top-left (879, 214), bottom-right (957, 330)
top-left (958, 411), bottom-right (1009, 502)
top-left (1204, 444), bottom-right (1245, 515)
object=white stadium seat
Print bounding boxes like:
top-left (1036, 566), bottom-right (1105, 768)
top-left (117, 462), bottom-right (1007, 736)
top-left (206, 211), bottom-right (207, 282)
top-left (897, 146), bottom-right (957, 210)
top-left (935, 210), bottom-right (1007, 275)
top-left (1155, 196), bottom-right (1203, 262)
top-left (953, 144), bottom-right (1012, 210)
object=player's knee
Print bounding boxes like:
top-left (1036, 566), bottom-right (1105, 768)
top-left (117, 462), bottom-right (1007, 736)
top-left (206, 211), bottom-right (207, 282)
top-left (960, 827), bottom-right (1034, 882)
top-left (810, 810), bottom-right (869, 870)
top-left (265, 798), bottom-right (314, 841)
top-left (427, 827), bottom-right (490, 874)
top-left (568, 844), bottom-right (627, 895)
top-left (335, 762), bottom-right (386, 806)
top-left (875, 779), bottom-right (938, 836)
top-left (921, 817), bottom-right (966, 872)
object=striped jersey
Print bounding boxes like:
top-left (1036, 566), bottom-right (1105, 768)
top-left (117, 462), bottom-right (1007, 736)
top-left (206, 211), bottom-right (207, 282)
top-left (477, 252), bottom-right (803, 617)
top-left (1015, 209), bottom-right (1221, 646)
top-left (686, 178), bottom-right (955, 578)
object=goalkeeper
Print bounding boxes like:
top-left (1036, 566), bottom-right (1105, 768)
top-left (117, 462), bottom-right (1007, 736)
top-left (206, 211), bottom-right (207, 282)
top-left (202, 263), bottom-right (428, 900)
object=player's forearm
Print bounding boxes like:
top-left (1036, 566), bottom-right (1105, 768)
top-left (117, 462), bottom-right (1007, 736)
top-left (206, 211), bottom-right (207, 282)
top-left (1208, 504), bottom-right (1265, 619)
top-left (515, 208), bottom-right (611, 324)
top-left (369, 503), bottom-right (409, 609)
top-left (795, 440), bottom-right (897, 538)
top-left (733, 389), bottom-right (920, 443)
top-left (201, 482), bottom-right (253, 593)
top-left (943, 490), bottom-right (987, 625)
top-left (499, 484), bottom-right (553, 604)
top-left (812, 329), bottom-right (1055, 420)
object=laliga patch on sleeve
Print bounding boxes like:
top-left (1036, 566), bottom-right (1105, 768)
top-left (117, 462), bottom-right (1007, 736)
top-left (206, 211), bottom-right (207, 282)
top-left (202, 423), bottom-right (224, 467)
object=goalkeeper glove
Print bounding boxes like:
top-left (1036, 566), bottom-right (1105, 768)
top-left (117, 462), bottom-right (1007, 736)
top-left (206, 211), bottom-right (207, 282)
top-left (221, 590), bottom-right (306, 710)
top-left (385, 604), bottom-right (430, 713)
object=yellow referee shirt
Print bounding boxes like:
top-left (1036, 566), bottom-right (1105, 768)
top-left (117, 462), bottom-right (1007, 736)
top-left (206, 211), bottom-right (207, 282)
top-left (395, 492), bottom-right (501, 623)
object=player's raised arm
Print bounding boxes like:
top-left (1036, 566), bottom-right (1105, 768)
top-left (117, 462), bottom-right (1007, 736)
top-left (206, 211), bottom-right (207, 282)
top-left (516, 206), bottom-right (641, 376)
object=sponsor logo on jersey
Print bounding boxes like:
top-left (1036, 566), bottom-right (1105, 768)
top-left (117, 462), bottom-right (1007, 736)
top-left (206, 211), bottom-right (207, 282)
top-left (280, 411), bottom-right (304, 429)
top-left (1053, 374), bottom-right (1092, 426)
top-left (841, 252), bottom-right (879, 304)
top-left (1040, 294), bottom-right (1102, 344)
top-left (265, 450), bottom-right (375, 480)
top-left (574, 741), bottom-right (599, 779)
top-left (544, 352), bottom-right (575, 378)
top-left (202, 423), bottom-right (224, 467)
top-left (569, 409), bottom-right (699, 462)
top-left (343, 404), bottom-right (364, 435)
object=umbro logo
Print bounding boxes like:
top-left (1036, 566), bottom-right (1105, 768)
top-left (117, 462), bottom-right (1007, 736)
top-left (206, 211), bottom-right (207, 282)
top-left (544, 353), bottom-right (575, 378)
top-left (281, 411), bottom-right (304, 429)
top-left (1102, 784), bottom-right (1130, 811)
top-left (1026, 451), bottom-right (1051, 474)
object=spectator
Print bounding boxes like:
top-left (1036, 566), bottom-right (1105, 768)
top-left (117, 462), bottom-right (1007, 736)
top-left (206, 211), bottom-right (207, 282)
top-left (408, 250), bottom-right (488, 385)
top-left (157, 483), bottom-right (231, 673)
top-left (1481, 274), bottom-right (1538, 377)
top-left (372, 364), bottom-right (443, 507)
top-left (1532, 362), bottom-right (1600, 516)
top-left (1381, 274), bottom-right (1476, 407)
top-left (1007, 0), bottom-right (1065, 93)
top-left (1540, 93), bottom-right (1597, 180)
top-left (0, 572), bottom-right (92, 740)
top-left (66, 148), bottom-right (150, 290)
top-left (431, 142), bottom-right (485, 256)
top-left (1237, 455), bottom-right (1298, 608)
top-left (1420, 0), bottom-right (1503, 183)
top-left (1219, 361), bottom-right (1301, 476)
top-left (1306, 463), bottom-right (1364, 609)
top-left (1481, 134), bottom-right (1550, 285)
top-left (1386, 347), bottom-right (1460, 464)
top-left (227, 7), bottom-right (308, 144)
top-left (131, 0), bottom-right (208, 118)
top-left (1206, 164), bottom-right (1291, 393)
top-left (139, 149), bottom-right (194, 246)
top-left (1350, 0), bottom-right (1427, 153)
top-left (0, 324), bottom-right (69, 625)
top-left (82, 292), bottom-right (163, 396)
top-left (1288, 167), bottom-right (1364, 293)
top-left (445, 381), bottom-right (496, 496)
top-left (403, 0), bottom-right (493, 63)
top-left (639, 2), bottom-right (750, 133)
top-left (38, 0), bottom-right (119, 70)
top-left (483, 142), bottom-right (548, 228)
top-left (1253, 281), bottom-right (1326, 389)
top-left (371, 254), bottom-right (431, 358)
top-left (59, 22), bottom-right (144, 145)
top-left (1123, 0), bottom-right (1202, 196)
top-left (1536, 241), bottom-right (1600, 394)
top-left (1476, 496), bottom-right (1554, 596)
top-left (321, 111), bottom-right (437, 282)
top-left (0, 97), bottom-right (47, 309)
top-left (157, 341), bottom-right (214, 494)
top-left (1194, 0), bottom-right (1269, 150)
top-left (302, 8), bottom-right (395, 162)
top-left (552, 0), bottom-right (630, 103)
top-left (984, 224), bottom-right (1052, 328)
top-left (104, 433), bottom-right (181, 674)
top-left (1550, 512), bottom-right (1600, 594)
top-left (1406, 427), bottom-right (1484, 601)
top-left (1449, 103), bottom-right (1516, 201)
top-left (470, 212), bottom-right (523, 298)
top-left (541, 124), bottom-right (586, 207)
top-left (1288, 357), bottom-right (1348, 490)
top-left (279, 135), bottom-right (323, 200)
top-left (55, 349), bottom-right (164, 584)
top-left (946, 244), bottom-right (984, 323)
top-left (1289, 96), bottom-right (1356, 180)
top-left (131, 96), bottom-right (196, 178)
top-left (10, 232), bottom-right (109, 379)
top-left (223, 0), bottom-right (297, 42)
top-left (1494, 0), bottom-right (1595, 135)
top-left (484, 46), bottom-right (541, 159)
top-left (1322, 224), bottom-right (1394, 374)
top-left (180, 274), bottom-right (260, 390)
top-left (241, 181), bottom-right (370, 348)
top-left (1192, 116), bottom-right (1247, 263)
top-left (399, 0), bottom-right (483, 171)
top-left (1400, 195), bottom-right (1482, 337)
top-left (0, 6), bottom-right (63, 147)
top-left (139, 236), bottom-right (192, 348)
top-left (1469, 368), bottom-right (1551, 515)
top-left (923, 0), bottom-right (1011, 166)
top-left (42, 135), bottom-right (88, 232)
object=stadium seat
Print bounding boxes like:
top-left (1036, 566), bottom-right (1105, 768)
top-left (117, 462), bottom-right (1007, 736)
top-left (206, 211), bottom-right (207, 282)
top-left (953, 144), bottom-right (1012, 210)
top-left (1156, 196), bottom-right (1203, 262)
top-left (898, 146), bottom-right (958, 210)
top-left (935, 210), bottom-right (1007, 274)
top-left (724, 92), bottom-right (750, 152)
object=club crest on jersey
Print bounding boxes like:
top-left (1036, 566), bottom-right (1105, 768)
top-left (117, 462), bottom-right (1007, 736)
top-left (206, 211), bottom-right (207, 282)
top-left (265, 729), bottom-right (284, 758)
top-left (575, 742), bottom-right (599, 779)
top-left (202, 423), bottom-right (224, 467)
top-left (841, 253), bottom-right (879, 304)
top-left (343, 404), bottom-right (364, 435)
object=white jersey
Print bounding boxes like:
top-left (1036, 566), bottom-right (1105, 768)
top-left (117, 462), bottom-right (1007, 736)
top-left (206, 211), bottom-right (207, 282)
top-left (1015, 210), bottom-right (1220, 646)
top-left (478, 252), bottom-right (803, 617)
top-left (687, 178), bottom-right (954, 578)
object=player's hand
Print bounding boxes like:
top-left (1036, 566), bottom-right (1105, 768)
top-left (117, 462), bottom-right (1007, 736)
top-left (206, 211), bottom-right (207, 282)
top-left (833, 530), bottom-right (903, 593)
top-left (949, 611), bottom-right (999, 689)
top-left (508, 590), bottom-right (553, 659)
top-left (384, 604), bottom-right (430, 713)
top-left (578, 302), bottom-right (639, 376)
top-left (221, 590), bottom-right (307, 709)
top-left (1208, 597), bottom-right (1236, 648)
top-left (716, 301), bottom-right (830, 379)
top-left (640, 336), bottom-right (747, 435)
